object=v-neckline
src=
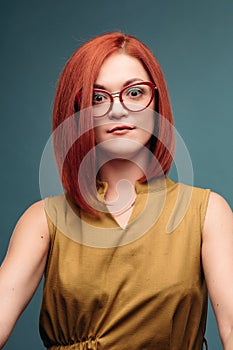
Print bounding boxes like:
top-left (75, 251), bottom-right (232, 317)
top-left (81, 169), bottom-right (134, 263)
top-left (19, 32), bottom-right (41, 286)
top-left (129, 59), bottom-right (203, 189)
top-left (64, 177), bottom-right (174, 248)
top-left (107, 202), bottom-right (136, 230)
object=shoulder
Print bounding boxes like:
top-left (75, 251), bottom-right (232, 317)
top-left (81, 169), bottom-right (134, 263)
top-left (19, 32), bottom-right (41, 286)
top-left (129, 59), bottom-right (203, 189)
top-left (43, 194), bottom-right (69, 224)
top-left (19, 199), bottom-right (47, 223)
top-left (27, 194), bottom-right (69, 235)
top-left (14, 199), bottom-right (50, 243)
top-left (205, 192), bottom-right (232, 224)
top-left (167, 179), bottom-right (211, 213)
top-left (176, 183), bottom-right (232, 231)
top-left (43, 194), bottom-right (67, 212)
top-left (203, 192), bottom-right (233, 237)
top-left (206, 191), bottom-right (231, 210)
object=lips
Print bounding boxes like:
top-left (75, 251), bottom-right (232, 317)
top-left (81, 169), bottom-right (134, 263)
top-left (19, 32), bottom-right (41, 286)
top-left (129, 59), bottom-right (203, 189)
top-left (108, 125), bottom-right (135, 133)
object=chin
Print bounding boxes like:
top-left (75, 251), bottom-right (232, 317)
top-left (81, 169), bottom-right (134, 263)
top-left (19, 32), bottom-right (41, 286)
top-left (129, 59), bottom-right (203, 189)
top-left (96, 139), bottom-right (152, 162)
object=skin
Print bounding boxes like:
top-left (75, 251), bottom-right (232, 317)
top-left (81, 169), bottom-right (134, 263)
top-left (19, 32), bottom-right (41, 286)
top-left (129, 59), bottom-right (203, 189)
top-left (0, 201), bottom-right (49, 348)
top-left (94, 53), bottom-right (155, 170)
top-left (94, 52), bottom-right (155, 224)
top-left (0, 52), bottom-right (233, 349)
top-left (202, 192), bottom-right (233, 349)
top-left (94, 53), bottom-right (155, 157)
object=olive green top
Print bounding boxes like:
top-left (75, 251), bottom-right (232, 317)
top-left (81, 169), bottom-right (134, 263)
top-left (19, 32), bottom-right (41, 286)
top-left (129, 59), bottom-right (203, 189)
top-left (39, 178), bottom-right (210, 349)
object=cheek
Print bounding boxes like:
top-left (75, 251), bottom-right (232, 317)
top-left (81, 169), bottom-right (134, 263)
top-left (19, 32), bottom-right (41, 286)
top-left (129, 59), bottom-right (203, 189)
top-left (147, 113), bottom-right (155, 135)
top-left (94, 122), bottom-right (109, 145)
top-left (93, 117), bottom-right (109, 145)
top-left (94, 126), bottom-right (102, 144)
top-left (136, 108), bottom-right (155, 148)
top-left (136, 108), bottom-right (155, 135)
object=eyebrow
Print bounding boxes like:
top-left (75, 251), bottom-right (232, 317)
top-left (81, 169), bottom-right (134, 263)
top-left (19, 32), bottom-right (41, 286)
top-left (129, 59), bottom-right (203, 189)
top-left (93, 78), bottom-right (144, 90)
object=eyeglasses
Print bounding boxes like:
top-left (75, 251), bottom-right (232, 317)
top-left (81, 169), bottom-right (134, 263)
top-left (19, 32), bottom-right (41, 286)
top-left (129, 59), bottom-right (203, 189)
top-left (76, 81), bottom-right (157, 118)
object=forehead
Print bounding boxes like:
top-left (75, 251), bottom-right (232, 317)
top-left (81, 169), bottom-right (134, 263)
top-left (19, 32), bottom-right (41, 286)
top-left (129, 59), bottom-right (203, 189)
top-left (95, 52), bottom-right (151, 89)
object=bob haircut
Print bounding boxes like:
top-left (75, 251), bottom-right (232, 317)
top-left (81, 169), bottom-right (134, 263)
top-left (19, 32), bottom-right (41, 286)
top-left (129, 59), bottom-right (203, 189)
top-left (53, 32), bottom-right (175, 216)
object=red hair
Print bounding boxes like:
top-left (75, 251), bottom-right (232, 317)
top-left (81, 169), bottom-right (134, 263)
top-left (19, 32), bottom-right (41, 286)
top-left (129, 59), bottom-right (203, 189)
top-left (53, 32), bottom-right (175, 215)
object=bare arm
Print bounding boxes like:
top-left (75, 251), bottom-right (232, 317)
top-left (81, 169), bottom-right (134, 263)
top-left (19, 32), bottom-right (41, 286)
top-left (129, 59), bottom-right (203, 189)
top-left (0, 200), bottom-right (50, 348)
top-left (202, 192), bottom-right (233, 350)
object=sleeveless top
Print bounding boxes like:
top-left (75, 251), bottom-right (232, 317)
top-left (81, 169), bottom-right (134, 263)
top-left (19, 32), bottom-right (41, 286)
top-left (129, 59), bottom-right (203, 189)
top-left (39, 177), bottom-right (211, 350)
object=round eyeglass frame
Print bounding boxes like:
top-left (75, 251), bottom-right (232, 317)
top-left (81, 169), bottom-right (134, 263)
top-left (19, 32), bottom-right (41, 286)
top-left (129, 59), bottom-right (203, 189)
top-left (76, 81), bottom-right (157, 118)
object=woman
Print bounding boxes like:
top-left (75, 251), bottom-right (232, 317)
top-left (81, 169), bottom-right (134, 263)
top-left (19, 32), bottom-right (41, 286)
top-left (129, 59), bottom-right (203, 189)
top-left (0, 32), bottom-right (232, 350)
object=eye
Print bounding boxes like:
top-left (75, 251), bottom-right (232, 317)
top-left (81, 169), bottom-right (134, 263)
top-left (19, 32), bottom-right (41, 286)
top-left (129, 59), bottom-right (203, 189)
top-left (125, 86), bottom-right (144, 99)
top-left (92, 91), bottom-right (109, 105)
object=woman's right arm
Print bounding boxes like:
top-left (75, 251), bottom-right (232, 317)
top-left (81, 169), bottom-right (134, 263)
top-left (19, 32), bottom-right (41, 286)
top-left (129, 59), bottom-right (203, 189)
top-left (0, 200), bottom-right (50, 348)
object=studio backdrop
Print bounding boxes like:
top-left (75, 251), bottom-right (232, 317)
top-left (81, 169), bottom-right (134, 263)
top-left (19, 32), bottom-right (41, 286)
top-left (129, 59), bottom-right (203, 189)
top-left (0, 1), bottom-right (232, 349)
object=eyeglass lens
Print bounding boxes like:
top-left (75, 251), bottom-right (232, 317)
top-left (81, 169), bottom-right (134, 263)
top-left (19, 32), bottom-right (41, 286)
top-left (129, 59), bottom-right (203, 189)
top-left (92, 83), bottom-right (153, 117)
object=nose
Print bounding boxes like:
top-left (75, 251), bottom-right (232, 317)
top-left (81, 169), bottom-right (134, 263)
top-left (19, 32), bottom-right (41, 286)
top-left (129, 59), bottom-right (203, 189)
top-left (108, 97), bottom-right (128, 119)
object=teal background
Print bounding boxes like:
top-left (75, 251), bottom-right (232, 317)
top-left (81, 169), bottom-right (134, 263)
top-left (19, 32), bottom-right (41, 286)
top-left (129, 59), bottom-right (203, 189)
top-left (0, 0), bottom-right (232, 349)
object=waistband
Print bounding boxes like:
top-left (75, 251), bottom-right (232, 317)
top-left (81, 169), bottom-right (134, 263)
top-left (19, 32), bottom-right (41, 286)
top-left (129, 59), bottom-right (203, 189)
top-left (48, 338), bottom-right (98, 350)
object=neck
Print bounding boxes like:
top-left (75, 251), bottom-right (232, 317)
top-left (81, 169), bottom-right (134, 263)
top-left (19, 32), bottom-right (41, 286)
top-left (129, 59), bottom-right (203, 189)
top-left (98, 158), bottom-right (146, 203)
top-left (96, 144), bottom-right (152, 210)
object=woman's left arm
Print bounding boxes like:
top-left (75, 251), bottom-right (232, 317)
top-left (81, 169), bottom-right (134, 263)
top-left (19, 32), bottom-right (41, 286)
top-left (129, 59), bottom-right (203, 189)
top-left (202, 191), bottom-right (233, 350)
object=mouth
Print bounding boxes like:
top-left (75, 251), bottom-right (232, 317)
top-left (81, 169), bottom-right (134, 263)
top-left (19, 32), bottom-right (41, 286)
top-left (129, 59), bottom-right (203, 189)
top-left (107, 125), bottom-right (135, 133)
